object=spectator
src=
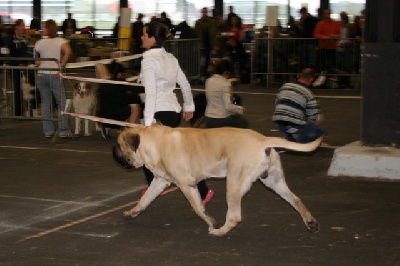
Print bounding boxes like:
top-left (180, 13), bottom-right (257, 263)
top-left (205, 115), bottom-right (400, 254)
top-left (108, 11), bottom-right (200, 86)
top-left (195, 7), bottom-right (217, 79)
top-left (272, 68), bottom-right (325, 143)
top-left (132, 13), bottom-right (144, 54)
top-left (313, 9), bottom-right (340, 76)
top-left (227, 15), bottom-right (246, 77)
top-left (139, 21), bottom-right (214, 204)
top-left (204, 58), bottom-right (248, 128)
top-left (35, 19), bottom-right (73, 138)
top-left (172, 20), bottom-right (196, 39)
top-left (335, 11), bottom-right (354, 87)
top-left (30, 16), bottom-right (41, 31)
top-left (158, 12), bottom-right (173, 31)
top-left (61, 13), bottom-right (77, 38)
top-left (287, 16), bottom-right (300, 37)
top-left (214, 15), bottom-right (229, 56)
top-left (7, 19), bottom-right (29, 116)
top-left (112, 16), bottom-right (120, 40)
top-left (298, 7), bottom-right (319, 69)
top-left (226, 6), bottom-right (238, 27)
top-left (96, 61), bottom-right (144, 140)
top-left (336, 12), bottom-right (353, 72)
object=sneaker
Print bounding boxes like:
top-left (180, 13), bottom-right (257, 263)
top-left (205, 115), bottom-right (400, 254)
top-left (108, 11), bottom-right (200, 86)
top-left (101, 126), bottom-right (111, 140)
top-left (44, 134), bottom-right (54, 138)
top-left (312, 72), bottom-right (327, 87)
top-left (202, 189), bottom-right (214, 206)
top-left (59, 132), bottom-right (73, 139)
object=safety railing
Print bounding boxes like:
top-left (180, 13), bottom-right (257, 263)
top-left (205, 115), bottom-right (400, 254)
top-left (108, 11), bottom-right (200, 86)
top-left (0, 58), bottom-right (73, 141)
top-left (164, 38), bottom-right (201, 82)
top-left (250, 37), bottom-right (362, 88)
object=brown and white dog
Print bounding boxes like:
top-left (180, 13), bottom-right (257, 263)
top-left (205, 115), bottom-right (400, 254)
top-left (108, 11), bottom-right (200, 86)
top-left (72, 82), bottom-right (97, 136)
top-left (113, 125), bottom-right (322, 236)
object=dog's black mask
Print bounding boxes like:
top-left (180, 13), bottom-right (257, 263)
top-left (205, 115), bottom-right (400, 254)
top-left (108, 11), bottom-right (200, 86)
top-left (112, 145), bottom-right (133, 169)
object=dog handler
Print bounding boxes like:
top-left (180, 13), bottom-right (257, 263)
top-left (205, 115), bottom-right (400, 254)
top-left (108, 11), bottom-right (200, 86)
top-left (35, 19), bottom-right (73, 138)
top-left (272, 68), bottom-right (325, 143)
top-left (139, 21), bottom-right (214, 204)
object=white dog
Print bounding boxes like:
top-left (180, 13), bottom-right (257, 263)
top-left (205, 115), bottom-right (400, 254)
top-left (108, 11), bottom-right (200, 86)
top-left (72, 82), bottom-right (97, 136)
top-left (113, 125), bottom-right (322, 236)
top-left (21, 72), bottom-right (39, 117)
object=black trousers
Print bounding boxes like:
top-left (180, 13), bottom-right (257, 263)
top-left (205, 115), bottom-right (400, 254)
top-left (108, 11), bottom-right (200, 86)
top-left (143, 111), bottom-right (209, 199)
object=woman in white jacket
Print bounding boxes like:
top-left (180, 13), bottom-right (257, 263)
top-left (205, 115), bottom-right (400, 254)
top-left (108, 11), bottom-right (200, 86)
top-left (140, 21), bottom-right (214, 205)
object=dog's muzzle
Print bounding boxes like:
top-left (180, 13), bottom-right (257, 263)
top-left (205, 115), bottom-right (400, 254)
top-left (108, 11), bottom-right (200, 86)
top-left (112, 145), bottom-right (133, 169)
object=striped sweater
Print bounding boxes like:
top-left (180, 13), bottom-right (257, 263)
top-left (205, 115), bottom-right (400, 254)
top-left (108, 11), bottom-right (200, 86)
top-left (272, 81), bottom-right (320, 125)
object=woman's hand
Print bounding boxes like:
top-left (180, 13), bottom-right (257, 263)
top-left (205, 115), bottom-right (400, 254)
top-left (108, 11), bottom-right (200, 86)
top-left (183, 112), bottom-right (193, 121)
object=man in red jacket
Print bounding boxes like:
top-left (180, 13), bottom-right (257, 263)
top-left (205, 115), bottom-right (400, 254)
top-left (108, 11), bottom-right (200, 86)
top-left (313, 9), bottom-right (340, 77)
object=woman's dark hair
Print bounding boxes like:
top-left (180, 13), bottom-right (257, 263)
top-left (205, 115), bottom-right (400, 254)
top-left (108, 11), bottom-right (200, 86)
top-left (107, 60), bottom-right (125, 78)
top-left (214, 58), bottom-right (234, 75)
top-left (144, 21), bottom-right (168, 47)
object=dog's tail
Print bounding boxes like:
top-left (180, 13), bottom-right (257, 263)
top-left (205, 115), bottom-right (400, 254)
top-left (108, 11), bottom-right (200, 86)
top-left (264, 136), bottom-right (323, 152)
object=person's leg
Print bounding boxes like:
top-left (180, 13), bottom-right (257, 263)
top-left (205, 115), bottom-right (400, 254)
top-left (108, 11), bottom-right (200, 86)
top-left (142, 111), bottom-right (181, 186)
top-left (37, 74), bottom-right (55, 136)
top-left (295, 123), bottom-right (325, 143)
top-left (50, 74), bottom-right (70, 136)
top-left (127, 104), bottom-right (141, 124)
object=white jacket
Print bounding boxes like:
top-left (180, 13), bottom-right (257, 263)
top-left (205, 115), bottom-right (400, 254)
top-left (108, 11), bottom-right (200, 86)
top-left (205, 74), bottom-right (243, 118)
top-left (139, 48), bottom-right (195, 126)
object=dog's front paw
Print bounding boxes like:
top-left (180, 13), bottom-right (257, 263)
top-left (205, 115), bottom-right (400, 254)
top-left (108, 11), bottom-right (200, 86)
top-left (123, 210), bottom-right (140, 218)
top-left (306, 219), bottom-right (319, 233)
top-left (84, 133), bottom-right (92, 137)
top-left (208, 228), bottom-right (227, 237)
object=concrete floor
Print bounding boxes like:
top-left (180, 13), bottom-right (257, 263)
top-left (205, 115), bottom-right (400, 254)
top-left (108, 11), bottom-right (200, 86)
top-left (1, 85), bottom-right (399, 265)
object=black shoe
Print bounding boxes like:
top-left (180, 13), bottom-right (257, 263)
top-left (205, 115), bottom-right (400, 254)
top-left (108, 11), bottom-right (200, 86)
top-left (101, 126), bottom-right (111, 140)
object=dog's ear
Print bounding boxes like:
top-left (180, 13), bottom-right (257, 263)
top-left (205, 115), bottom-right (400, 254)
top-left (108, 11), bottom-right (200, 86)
top-left (125, 133), bottom-right (140, 152)
top-left (75, 83), bottom-right (80, 90)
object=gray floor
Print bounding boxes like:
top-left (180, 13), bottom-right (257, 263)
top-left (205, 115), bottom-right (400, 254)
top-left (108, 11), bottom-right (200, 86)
top-left (1, 85), bottom-right (399, 265)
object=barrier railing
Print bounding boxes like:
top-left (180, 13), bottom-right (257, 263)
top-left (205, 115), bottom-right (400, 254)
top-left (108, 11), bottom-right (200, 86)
top-left (164, 39), bottom-right (201, 81)
top-left (0, 57), bottom-right (74, 141)
top-left (250, 37), bottom-right (362, 88)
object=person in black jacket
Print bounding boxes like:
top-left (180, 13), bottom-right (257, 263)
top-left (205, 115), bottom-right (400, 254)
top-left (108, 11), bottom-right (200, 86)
top-left (96, 61), bottom-right (144, 140)
top-left (8, 19), bottom-right (29, 116)
top-left (61, 13), bottom-right (77, 37)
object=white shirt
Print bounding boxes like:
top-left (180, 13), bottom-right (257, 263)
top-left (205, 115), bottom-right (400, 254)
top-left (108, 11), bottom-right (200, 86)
top-left (34, 37), bottom-right (68, 70)
top-left (205, 74), bottom-right (243, 118)
top-left (139, 48), bottom-right (195, 126)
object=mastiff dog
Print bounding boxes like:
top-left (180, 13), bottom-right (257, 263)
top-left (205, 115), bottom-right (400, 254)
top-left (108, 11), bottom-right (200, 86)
top-left (113, 125), bottom-right (322, 236)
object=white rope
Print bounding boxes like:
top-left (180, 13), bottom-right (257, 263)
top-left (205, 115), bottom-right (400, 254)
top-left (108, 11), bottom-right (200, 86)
top-left (62, 111), bottom-right (141, 128)
top-left (64, 53), bottom-right (143, 69)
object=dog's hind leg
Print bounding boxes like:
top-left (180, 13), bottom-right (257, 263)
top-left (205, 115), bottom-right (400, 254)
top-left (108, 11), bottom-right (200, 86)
top-left (178, 184), bottom-right (217, 231)
top-left (123, 177), bottom-right (171, 218)
top-left (84, 119), bottom-right (91, 136)
top-left (259, 150), bottom-right (319, 233)
top-left (74, 117), bottom-right (81, 135)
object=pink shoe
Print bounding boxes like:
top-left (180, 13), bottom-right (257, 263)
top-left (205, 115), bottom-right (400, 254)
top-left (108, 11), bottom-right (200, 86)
top-left (202, 189), bottom-right (214, 206)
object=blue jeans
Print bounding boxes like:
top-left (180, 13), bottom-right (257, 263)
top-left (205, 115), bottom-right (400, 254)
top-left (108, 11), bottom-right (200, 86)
top-left (276, 122), bottom-right (325, 143)
top-left (37, 73), bottom-right (69, 135)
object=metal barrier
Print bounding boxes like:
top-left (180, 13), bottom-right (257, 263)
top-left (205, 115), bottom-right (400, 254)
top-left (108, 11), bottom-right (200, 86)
top-left (0, 58), bottom-right (73, 140)
top-left (164, 39), bottom-right (201, 81)
top-left (250, 37), bottom-right (362, 88)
